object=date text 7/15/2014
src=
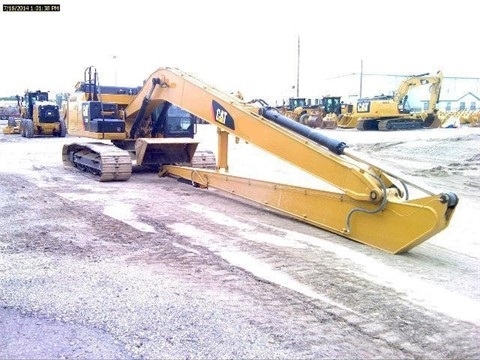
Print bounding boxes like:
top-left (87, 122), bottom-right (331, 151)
top-left (3, 4), bottom-right (61, 12)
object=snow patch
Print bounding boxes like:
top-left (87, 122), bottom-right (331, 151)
top-left (219, 250), bottom-right (362, 316)
top-left (186, 203), bottom-right (255, 231)
top-left (103, 204), bottom-right (156, 233)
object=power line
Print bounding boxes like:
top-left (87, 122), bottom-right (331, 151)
top-left (328, 72), bottom-right (480, 80)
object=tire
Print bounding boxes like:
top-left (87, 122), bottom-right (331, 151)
top-left (299, 113), bottom-right (309, 125)
top-left (24, 119), bottom-right (34, 138)
top-left (56, 119), bottom-right (67, 137)
top-left (7, 117), bottom-right (16, 127)
top-left (20, 119), bottom-right (26, 137)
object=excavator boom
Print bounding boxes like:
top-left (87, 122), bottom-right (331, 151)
top-left (393, 71), bottom-right (443, 110)
top-left (122, 67), bottom-right (458, 254)
top-left (126, 69), bottom-right (385, 201)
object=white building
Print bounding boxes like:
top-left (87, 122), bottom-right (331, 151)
top-left (422, 92), bottom-right (480, 112)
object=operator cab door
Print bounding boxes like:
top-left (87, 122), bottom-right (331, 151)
top-left (151, 103), bottom-right (195, 138)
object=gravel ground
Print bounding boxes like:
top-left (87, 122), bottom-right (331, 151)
top-left (0, 124), bottom-right (479, 359)
top-left (0, 174), bottom-right (408, 359)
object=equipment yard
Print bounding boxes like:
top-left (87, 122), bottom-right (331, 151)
top-left (0, 123), bottom-right (479, 359)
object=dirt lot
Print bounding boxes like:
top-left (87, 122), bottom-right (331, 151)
top-left (0, 123), bottom-right (479, 359)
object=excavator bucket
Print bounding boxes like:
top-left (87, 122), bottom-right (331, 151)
top-left (422, 113), bottom-right (442, 129)
top-left (2, 125), bottom-right (20, 134)
top-left (320, 113), bottom-right (339, 129)
top-left (134, 138), bottom-right (200, 169)
top-left (337, 113), bottom-right (358, 128)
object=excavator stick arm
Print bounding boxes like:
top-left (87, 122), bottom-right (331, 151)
top-left (129, 77), bottom-right (161, 139)
top-left (162, 165), bottom-right (457, 254)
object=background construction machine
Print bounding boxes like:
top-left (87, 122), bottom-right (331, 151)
top-left (303, 96), bottom-right (344, 129)
top-left (338, 71), bottom-right (443, 131)
top-left (8, 90), bottom-right (67, 138)
top-left (62, 66), bottom-right (458, 254)
top-left (278, 96), bottom-right (342, 128)
top-left (277, 97), bottom-right (321, 123)
top-left (1, 101), bottom-right (21, 134)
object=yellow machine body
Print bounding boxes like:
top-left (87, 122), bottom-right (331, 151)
top-left (64, 81), bottom-right (134, 140)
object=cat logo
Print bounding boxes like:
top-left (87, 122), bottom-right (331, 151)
top-left (357, 101), bottom-right (371, 113)
top-left (212, 100), bottom-right (235, 130)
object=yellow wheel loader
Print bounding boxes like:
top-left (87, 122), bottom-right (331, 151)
top-left (18, 90), bottom-right (66, 138)
top-left (303, 96), bottom-right (343, 129)
top-left (277, 97), bottom-right (322, 124)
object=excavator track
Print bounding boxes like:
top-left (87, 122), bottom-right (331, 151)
top-left (356, 117), bottom-right (425, 131)
top-left (63, 142), bottom-right (217, 182)
top-left (191, 149), bottom-right (217, 169)
top-left (356, 118), bottom-right (381, 131)
top-left (378, 118), bottom-right (424, 131)
top-left (62, 142), bottom-right (133, 182)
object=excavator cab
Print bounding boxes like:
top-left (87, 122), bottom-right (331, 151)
top-left (132, 102), bottom-right (199, 170)
top-left (150, 102), bottom-right (195, 138)
top-left (397, 94), bottom-right (412, 114)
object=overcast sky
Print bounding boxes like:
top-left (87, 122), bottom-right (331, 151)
top-left (0, 0), bottom-right (478, 103)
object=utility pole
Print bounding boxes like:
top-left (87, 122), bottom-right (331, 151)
top-left (296, 35), bottom-right (300, 97)
top-left (359, 59), bottom-right (363, 98)
top-left (113, 55), bottom-right (118, 86)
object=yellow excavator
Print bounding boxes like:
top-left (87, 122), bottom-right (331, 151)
top-left (62, 66), bottom-right (458, 254)
top-left (338, 71), bottom-right (443, 131)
